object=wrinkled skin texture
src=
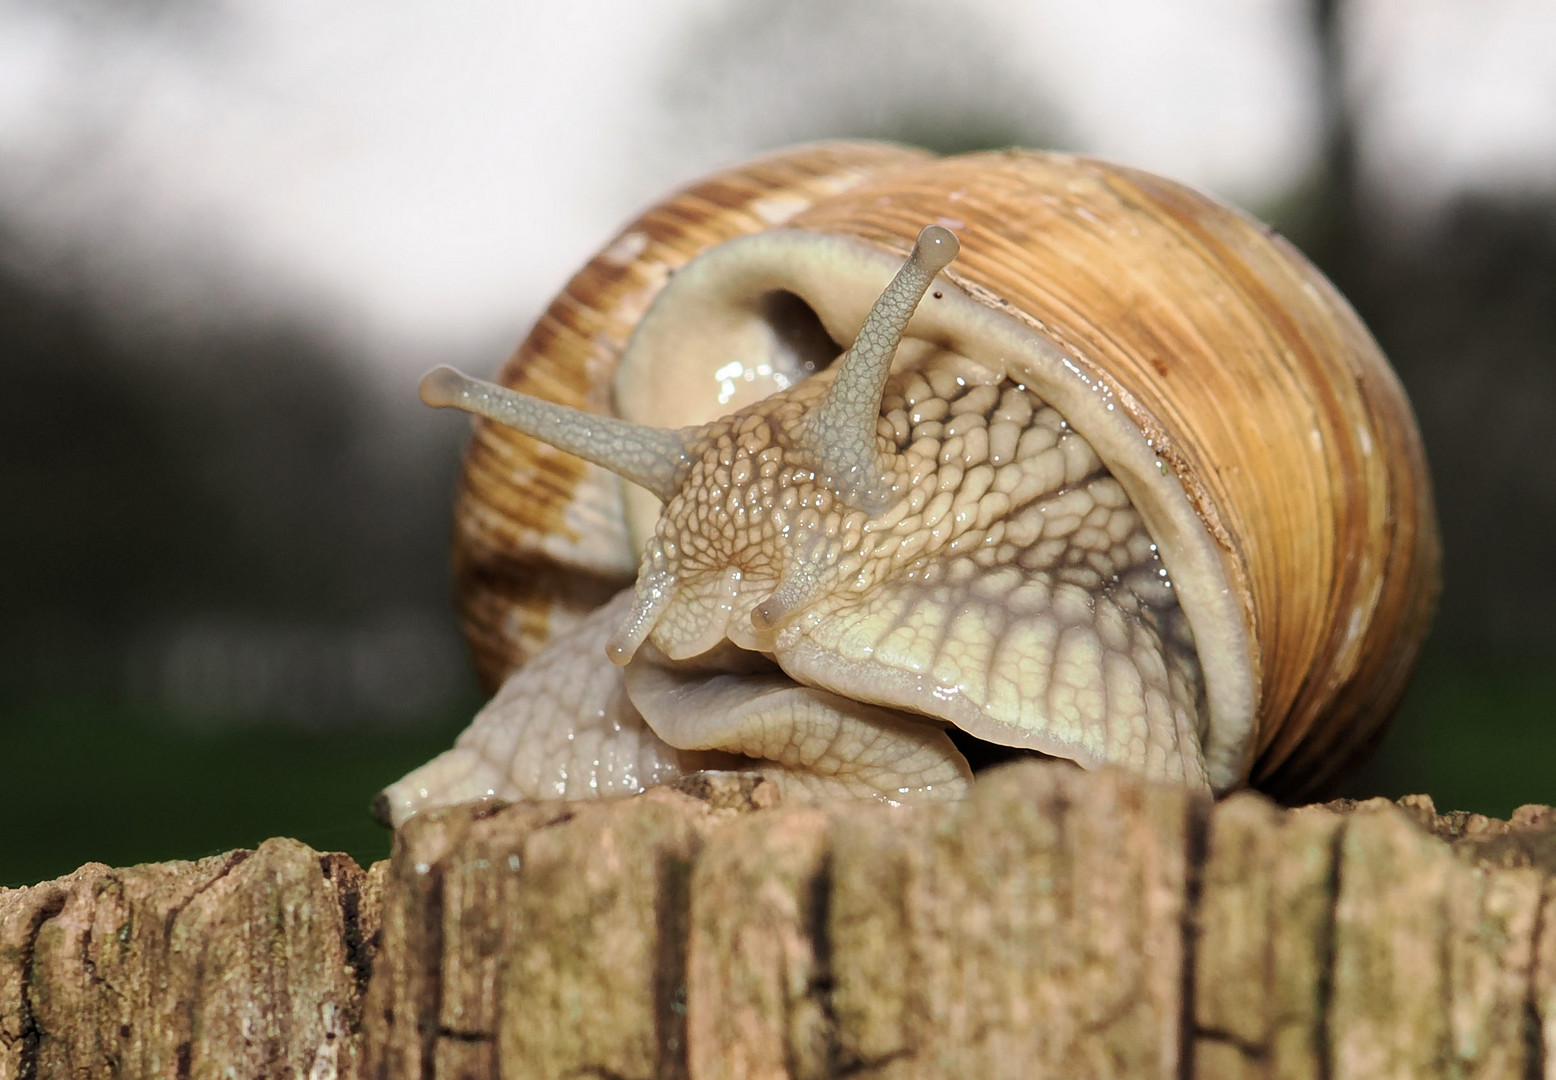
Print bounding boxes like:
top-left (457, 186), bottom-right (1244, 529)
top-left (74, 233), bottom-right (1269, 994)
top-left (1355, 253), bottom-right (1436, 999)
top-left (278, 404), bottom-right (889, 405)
top-left (377, 591), bottom-right (973, 825)
top-left (381, 226), bottom-right (1209, 826)
top-left (381, 347), bottom-right (1204, 827)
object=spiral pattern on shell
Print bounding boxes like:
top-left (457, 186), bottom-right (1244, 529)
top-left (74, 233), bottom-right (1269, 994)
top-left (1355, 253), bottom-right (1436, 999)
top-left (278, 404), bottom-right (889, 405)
top-left (436, 142), bottom-right (1438, 805)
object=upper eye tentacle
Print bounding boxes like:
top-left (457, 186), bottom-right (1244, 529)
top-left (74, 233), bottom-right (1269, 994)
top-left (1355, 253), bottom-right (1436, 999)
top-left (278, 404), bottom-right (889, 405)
top-left (797, 224), bottom-right (959, 514)
top-left (419, 365), bottom-right (693, 501)
top-left (419, 223), bottom-right (962, 659)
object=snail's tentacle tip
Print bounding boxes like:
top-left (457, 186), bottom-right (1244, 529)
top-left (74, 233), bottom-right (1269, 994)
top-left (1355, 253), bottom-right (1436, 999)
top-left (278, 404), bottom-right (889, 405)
top-left (368, 791), bottom-right (393, 828)
top-left (750, 566), bottom-right (821, 633)
top-left (420, 365), bottom-right (469, 408)
top-left (419, 364), bottom-right (688, 499)
top-left (750, 599), bottom-right (780, 632)
top-left (604, 618), bottom-right (646, 666)
top-left (915, 224), bottom-right (960, 273)
top-left (607, 570), bottom-right (675, 665)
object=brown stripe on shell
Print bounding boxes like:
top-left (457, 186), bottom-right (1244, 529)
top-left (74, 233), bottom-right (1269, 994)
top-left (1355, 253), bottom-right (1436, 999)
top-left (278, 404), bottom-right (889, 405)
top-left (780, 148), bottom-right (1439, 801)
top-left (1249, 232), bottom-right (1440, 797)
top-left (454, 141), bottom-right (934, 689)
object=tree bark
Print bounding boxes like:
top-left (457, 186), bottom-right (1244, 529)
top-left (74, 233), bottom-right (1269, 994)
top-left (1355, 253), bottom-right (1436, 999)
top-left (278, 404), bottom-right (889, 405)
top-left (5, 760), bottom-right (1556, 1079)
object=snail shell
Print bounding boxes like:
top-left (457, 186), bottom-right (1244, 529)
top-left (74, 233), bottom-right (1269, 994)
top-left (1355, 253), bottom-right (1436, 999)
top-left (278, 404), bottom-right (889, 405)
top-left (378, 142), bottom-right (1439, 825)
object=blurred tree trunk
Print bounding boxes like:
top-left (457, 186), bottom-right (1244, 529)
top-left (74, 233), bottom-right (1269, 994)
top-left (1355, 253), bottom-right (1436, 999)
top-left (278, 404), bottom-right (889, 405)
top-left (1296, 0), bottom-right (1365, 292)
top-left (4, 761), bottom-right (1556, 1079)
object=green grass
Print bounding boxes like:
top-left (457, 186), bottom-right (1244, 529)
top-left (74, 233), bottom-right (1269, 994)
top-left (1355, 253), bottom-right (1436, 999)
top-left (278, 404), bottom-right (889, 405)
top-left (0, 698), bottom-right (470, 888)
top-left (1354, 660), bottom-right (1556, 818)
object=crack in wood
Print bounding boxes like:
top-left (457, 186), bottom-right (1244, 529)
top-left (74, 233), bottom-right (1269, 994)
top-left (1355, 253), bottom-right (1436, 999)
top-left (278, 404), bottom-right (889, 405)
top-left (419, 858), bottom-right (448, 1080)
top-left (436, 1026), bottom-right (494, 1043)
top-left (1524, 880), bottom-right (1548, 1080)
top-left (324, 853), bottom-right (376, 1001)
top-left (1178, 791), bottom-right (1210, 1080)
top-left (14, 886), bottom-right (66, 1080)
top-left (653, 847), bottom-right (694, 1080)
top-left (1317, 815), bottom-right (1345, 1080)
top-left (833, 1046), bottom-right (915, 1076)
top-left (560, 1067), bottom-right (650, 1080)
top-left (807, 848), bottom-right (842, 1080)
top-left (1194, 1024), bottom-right (1266, 1062)
top-left (158, 849), bottom-right (250, 943)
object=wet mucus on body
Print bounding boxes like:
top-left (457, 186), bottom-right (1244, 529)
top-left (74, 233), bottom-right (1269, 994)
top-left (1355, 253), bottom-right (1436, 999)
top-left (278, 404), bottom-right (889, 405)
top-left (377, 224), bottom-right (1208, 826)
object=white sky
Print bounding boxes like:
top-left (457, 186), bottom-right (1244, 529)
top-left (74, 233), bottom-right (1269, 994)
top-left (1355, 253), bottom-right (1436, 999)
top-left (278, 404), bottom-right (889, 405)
top-left (0, 0), bottom-right (1551, 379)
top-left (1345, 0), bottom-right (1556, 221)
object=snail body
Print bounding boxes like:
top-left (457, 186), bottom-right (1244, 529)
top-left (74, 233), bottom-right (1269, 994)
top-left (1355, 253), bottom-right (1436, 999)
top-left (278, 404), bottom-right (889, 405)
top-left (377, 143), bottom-right (1438, 826)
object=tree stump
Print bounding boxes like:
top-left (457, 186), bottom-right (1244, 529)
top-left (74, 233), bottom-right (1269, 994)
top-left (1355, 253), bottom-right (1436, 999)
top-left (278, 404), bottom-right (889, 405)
top-left (4, 759), bottom-right (1556, 1079)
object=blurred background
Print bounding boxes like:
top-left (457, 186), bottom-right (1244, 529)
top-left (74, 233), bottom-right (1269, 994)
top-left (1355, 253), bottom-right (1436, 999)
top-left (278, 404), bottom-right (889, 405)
top-left (3, 0), bottom-right (1554, 886)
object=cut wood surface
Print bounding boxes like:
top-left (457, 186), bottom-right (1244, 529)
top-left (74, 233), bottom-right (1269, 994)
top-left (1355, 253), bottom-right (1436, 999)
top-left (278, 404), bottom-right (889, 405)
top-left (4, 760), bottom-right (1556, 1079)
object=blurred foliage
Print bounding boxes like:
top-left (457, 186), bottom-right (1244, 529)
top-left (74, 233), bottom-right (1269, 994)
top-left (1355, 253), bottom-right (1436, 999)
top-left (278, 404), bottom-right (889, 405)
top-left (0, 216), bottom-right (476, 707)
top-left (1, 240), bottom-right (361, 631)
top-left (0, 218), bottom-right (480, 884)
top-left (1345, 647), bottom-right (1556, 817)
top-left (0, 235), bottom-right (463, 633)
top-left (0, 697), bottom-right (472, 889)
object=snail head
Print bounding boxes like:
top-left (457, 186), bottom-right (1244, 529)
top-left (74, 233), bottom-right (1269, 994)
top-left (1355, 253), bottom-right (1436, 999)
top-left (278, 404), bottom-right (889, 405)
top-left (422, 225), bottom-right (962, 668)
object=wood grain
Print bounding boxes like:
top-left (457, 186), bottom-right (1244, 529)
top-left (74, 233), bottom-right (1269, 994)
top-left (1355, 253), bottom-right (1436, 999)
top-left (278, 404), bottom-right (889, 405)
top-left (7, 761), bottom-right (1551, 1078)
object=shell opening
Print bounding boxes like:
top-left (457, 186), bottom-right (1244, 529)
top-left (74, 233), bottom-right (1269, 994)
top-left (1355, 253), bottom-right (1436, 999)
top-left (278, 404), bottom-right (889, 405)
top-left (742, 290), bottom-right (839, 395)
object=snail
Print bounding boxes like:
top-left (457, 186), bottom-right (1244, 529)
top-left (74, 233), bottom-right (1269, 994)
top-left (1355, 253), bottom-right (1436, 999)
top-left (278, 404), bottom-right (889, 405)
top-left (376, 142), bottom-right (1439, 828)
